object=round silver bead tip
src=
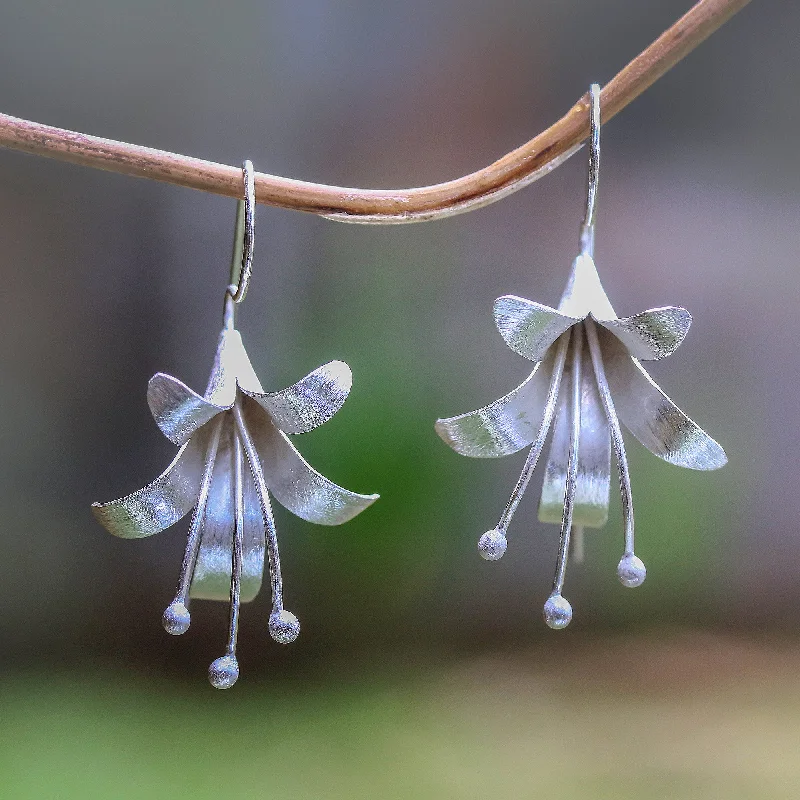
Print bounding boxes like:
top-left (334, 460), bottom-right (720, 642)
top-left (208, 655), bottom-right (239, 689)
top-left (269, 610), bottom-right (300, 644)
top-left (617, 554), bottom-right (646, 588)
top-left (543, 593), bottom-right (573, 629)
top-left (162, 601), bottom-right (191, 635)
top-left (478, 528), bottom-right (507, 561)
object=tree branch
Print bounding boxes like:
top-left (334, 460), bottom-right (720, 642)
top-left (0, 0), bottom-right (750, 224)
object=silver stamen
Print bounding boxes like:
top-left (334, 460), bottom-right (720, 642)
top-left (585, 318), bottom-right (646, 588)
top-left (208, 426), bottom-right (245, 689)
top-left (479, 331), bottom-right (572, 561)
top-left (162, 415), bottom-right (225, 636)
top-left (543, 323), bottom-right (583, 629)
top-left (233, 402), bottom-right (300, 644)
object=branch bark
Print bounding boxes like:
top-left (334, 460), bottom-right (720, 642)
top-left (0, 0), bottom-right (751, 224)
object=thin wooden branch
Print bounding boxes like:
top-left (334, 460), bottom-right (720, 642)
top-left (0, 0), bottom-right (750, 224)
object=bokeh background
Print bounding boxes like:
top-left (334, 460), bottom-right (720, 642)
top-left (1, 1), bottom-right (798, 797)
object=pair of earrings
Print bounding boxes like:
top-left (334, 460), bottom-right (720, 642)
top-left (93, 85), bottom-right (726, 687)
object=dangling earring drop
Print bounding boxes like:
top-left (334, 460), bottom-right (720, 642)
top-left (93, 161), bottom-right (379, 687)
top-left (435, 85), bottom-right (726, 629)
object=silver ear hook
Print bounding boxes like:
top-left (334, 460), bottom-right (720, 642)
top-left (227, 160), bottom-right (256, 302)
top-left (223, 160), bottom-right (255, 328)
top-left (579, 84), bottom-right (601, 258)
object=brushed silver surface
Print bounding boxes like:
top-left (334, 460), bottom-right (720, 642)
top-left (94, 315), bottom-right (378, 676)
top-left (557, 253), bottom-right (616, 320)
top-left (600, 327), bottom-right (727, 470)
top-left (538, 333), bottom-right (611, 528)
top-left (435, 82), bottom-right (725, 625)
top-left (551, 323), bottom-right (584, 596)
top-left (93, 166), bottom-right (380, 683)
top-left (243, 396), bottom-right (378, 525)
top-left (496, 334), bottom-right (570, 533)
top-left (493, 295), bottom-right (578, 362)
top-left (435, 351), bottom-right (555, 459)
top-left (585, 318), bottom-right (644, 588)
top-left (147, 373), bottom-right (225, 446)
top-left (243, 360), bottom-right (352, 434)
top-left (598, 306), bottom-right (692, 361)
top-left (92, 433), bottom-right (207, 538)
top-left (189, 419), bottom-right (266, 603)
top-left (204, 327), bottom-right (265, 403)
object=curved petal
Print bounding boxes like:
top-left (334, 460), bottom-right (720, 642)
top-left (597, 307), bottom-right (692, 361)
top-left (601, 329), bottom-right (727, 470)
top-left (242, 360), bottom-right (352, 434)
top-left (91, 435), bottom-right (206, 538)
top-left (189, 421), bottom-right (265, 603)
top-left (493, 295), bottom-right (578, 362)
top-left (242, 398), bottom-right (378, 525)
top-left (538, 344), bottom-right (611, 527)
top-left (204, 328), bottom-right (264, 404)
top-left (147, 373), bottom-right (226, 445)
top-left (435, 354), bottom-right (554, 458)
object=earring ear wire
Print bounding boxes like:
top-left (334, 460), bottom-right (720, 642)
top-left (579, 83), bottom-right (601, 258)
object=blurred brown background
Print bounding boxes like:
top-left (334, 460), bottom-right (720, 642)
top-left (1, 1), bottom-right (798, 798)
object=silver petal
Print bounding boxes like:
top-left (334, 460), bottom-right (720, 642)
top-left (242, 360), bottom-right (352, 434)
top-left (435, 354), bottom-right (554, 458)
top-left (600, 329), bottom-right (727, 470)
top-left (189, 418), bottom-right (266, 603)
top-left (242, 398), bottom-right (378, 525)
top-left (92, 434), bottom-right (207, 538)
top-left (557, 253), bottom-right (617, 320)
top-left (493, 295), bottom-right (578, 362)
top-left (597, 306), bottom-right (692, 361)
top-left (204, 328), bottom-right (264, 405)
top-left (147, 373), bottom-right (226, 445)
top-left (539, 340), bottom-right (611, 527)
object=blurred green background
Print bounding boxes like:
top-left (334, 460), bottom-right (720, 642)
top-left (1, 1), bottom-right (798, 797)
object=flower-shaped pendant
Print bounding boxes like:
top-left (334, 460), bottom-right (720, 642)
top-left (93, 159), bottom-right (379, 690)
top-left (436, 85), bottom-right (726, 629)
top-left (436, 252), bottom-right (726, 627)
top-left (94, 310), bottom-right (378, 685)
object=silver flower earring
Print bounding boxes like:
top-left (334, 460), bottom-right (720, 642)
top-left (93, 161), bottom-right (379, 687)
top-left (435, 85), bottom-right (726, 629)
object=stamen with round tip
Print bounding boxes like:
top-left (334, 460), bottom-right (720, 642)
top-left (493, 332), bottom-right (571, 550)
top-left (585, 318), bottom-right (645, 588)
top-left (544, 324), bottom-right (583, 630)
top-left (478, 528), bottom-right (507, 561)
top-left (233, 402), bottom-right (300, 644)
top-left (208, 428), bottom-right (244, 690)
top-left (162, 415), bottom-right (224, 636)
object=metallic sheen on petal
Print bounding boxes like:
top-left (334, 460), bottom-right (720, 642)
top-left (539, 340), bottom-right (611, 527)
top-left (148, 373), bottom-right (226, 445)
top-left (557, 253), bottom-right (616, 320)
top-left (435, 355), bottom-right (554, 458)
top-left (92, 436), bottom-right (206, 538)
top-left (190, 419), bottom-right (266, 602)
top-left (597, 306), bottom-right (692, 361)
top-left (600, 329), bottom-right (727, 470)
top-left (493, 296), bottom-right (578, 362)
top-left (204, 328), bottom-right (264, 406)
top-left (242, 360), bottom-right (352, 434)
top-left (243, 398), bottom-right (378, 525)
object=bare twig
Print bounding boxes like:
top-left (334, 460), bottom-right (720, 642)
top-left (0, 0), bottom-right (750, 224)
